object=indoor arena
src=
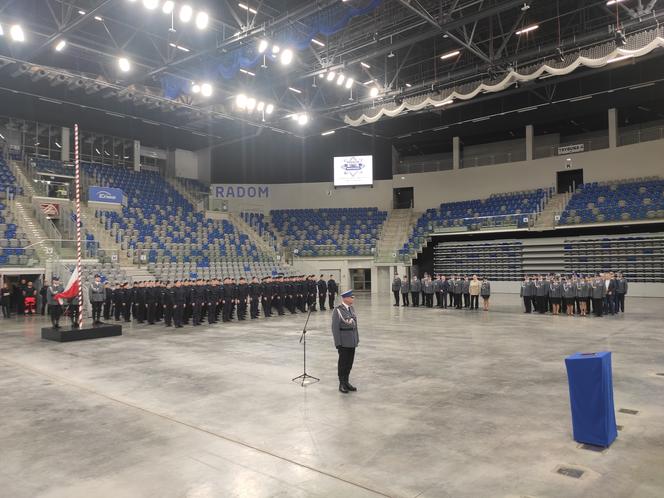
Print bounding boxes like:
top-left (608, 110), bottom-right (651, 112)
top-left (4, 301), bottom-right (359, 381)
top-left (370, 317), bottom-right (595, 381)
top-left (1, 1), bottom-right (663, 497)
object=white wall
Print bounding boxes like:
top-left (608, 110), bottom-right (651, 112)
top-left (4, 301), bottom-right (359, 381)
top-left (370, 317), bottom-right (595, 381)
top-left (174, 149), bottom-right (199, 179)
top-left (395, 139), bottom-right (664, 211)
top-left (205, 139), bottom-right (664, 213)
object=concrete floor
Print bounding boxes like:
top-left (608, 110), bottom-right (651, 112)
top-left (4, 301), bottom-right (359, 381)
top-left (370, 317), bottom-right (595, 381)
top-left (1, 294), bottom-right (663, 498)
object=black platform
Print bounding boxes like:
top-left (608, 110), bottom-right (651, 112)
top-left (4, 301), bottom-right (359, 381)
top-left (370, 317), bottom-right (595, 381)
top-left (41, 323), bottom-right (122, 342)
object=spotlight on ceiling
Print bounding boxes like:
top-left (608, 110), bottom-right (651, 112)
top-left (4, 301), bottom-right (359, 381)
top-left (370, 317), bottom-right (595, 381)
top-left (271, 45), bottom-right (280, 54)
top-left (258, 39), bottom-right (269, 53)
top-left (118, 57), bottom-right (131, 72)
top-left (179, 5), bottom-right (193, 22)
top-left (191, 83), bottom-right (201, 94)
top-left (345, 78), bottom-right (354, 89)
top-left (256, 101), bottom-right (265, 112)
top-left (236, 94), bottom-right (247, 109)
top-left (336, 74), bottom-right (345, 86)
top-left (200, 83), bottom-right (213, 97)
top-left (369, 87), bottom-right (379, 98)
top-left (162, 1), bottom-right (175, 14)
top-left (360, 62), bottom-right (370, 69)
top-left (195, 11), bottom-right (209, 30)
top-left (9, 25), bottom-right (25, 42)
top-left (297, 114), bottom-right (309, 126)
top-left (246, 97), bottom-right (257, 111)
top-left (55, 39), bottom-right (67, 52)
top-left (515, 24), bottom-right (539, 35)
top-left (326, 71), bottom-right (336, 82)
top-left (440, 50), bottom-right (460, 60)
top-left (142, 0), bottom-right (159, 9)
top-left (265, 103), bottom-right (274, 114)
top-left (280, 49), bottom-right (293, 65)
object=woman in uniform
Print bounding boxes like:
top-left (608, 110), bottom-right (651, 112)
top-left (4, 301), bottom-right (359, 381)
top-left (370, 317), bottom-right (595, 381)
top-left (549, 277), bottom-right (562, 315)
top-left (480, 277), bottom-right (491, 311)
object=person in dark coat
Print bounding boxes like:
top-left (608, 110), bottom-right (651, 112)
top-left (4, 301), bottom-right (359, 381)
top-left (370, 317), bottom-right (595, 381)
top-left (237, 277), bottom-right (249, 320)
top-left (400, 276), bottom-right (409, 306)
top-left (173, 280), bottom-right (186, 328)
top-left (327, 275), bottom-right (338, 310)
top-left (410, 276), bottom-right (421, 307)
top-left (46, 277), bottom-right (64, 328)
top-left (331, 290), bottom-right (359, 394)
top-left (480, 277), bottom-right (491, 311)
top-left (615, 272), bottom-right (628, 313)
top-left (249, 276), bottom-right (260, 319)
top-left (1, 282), bottom-right (11, 318)
top-left (163, 281), bottom-right (175, 327)
top-left (391, 275), bottom-right (401, 306)
top-left (89, 274), bottom-right (105, 324)
top-left (103, 282), bottom-right (113, 320)
top-left (520, 276), bottom-right (533, 313)
top-left (317, 275), bottom-right (328, 311)
top-left (39, 282), bottom-right (48, 315)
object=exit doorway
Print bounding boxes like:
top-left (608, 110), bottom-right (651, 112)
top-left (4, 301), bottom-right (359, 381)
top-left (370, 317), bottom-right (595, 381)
top-left (393, 187), bottom-right (414, 209)
top-left (557, 169), bottom-right (584, 194)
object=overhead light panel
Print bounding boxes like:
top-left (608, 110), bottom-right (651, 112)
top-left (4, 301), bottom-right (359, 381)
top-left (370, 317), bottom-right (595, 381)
top-left (236, 94), bottom-right (247, 109)
top-left (280, 49), bottom-right (293, 65)
top-left (78, 10), bottom-right (86, 15)
top-left (321, 130), bottom-right (335, 136)
top-left (311, 38), bottom-right (325, 47)
top-left (195, 11), bottom-right (209, 30)
top-left (265, 104), bottom-right (274, 114)
top-left (405, 83), bottom-right (412, 88)
top-left (191, 83), bottom-right (201, 93)
top-left (606, 0), bottom-right (626, 5)
top-left (240, 68), bottom-right (256, 76)
top-left (271, 45), bottom-right (280, 54)
top-left (179, 5), bottom-right (193, 22)
top-left (336, 74), bottom-right (345, 86)
top-left (238, 3), bottom-right (257, 14)
top-left (162, 1), bottom-right (175, 14)
top-left (360, 62), bottom-right (370, 69)
top-left (258, 39), bottom-right (269, 53)
top-left (326, 71), bottom-right (336, 82)
top-left (118, 57), bottom-right (131, 72)
top-left (369, 87), bottom-right (379, 98)
top-left (516, 24), bottom-right (539, 35)
top-left (94, 15), bottom-right (103, 21)
top-left (363, 79), bottom-right (374, 85)
top-left (55, 39), bottom-right (67, 52)
top-left (256, 101), bottom-right (265, 112)
top-left (345, 78), bottom-right (354, 89)
top-left (200, 83), bottom-right (212, 97)
top-left (9, 25), bottom-right (25, 42)
top-left (246, 97), bottom-right (257, 111)
top-left (288, 87), bottom-right (302, 94)
top-left (142, 0), bottom-right (159, 9)
top-left (297, 114), bottom-right (309, 126)
top-left (440, 50), bottom-right (460, 60)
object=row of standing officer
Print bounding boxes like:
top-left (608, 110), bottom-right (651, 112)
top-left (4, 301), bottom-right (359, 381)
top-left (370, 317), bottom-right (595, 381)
top-left (89, 274), bottom-right (339, 328)
top-left (392, 274), bottom-right (491, 310)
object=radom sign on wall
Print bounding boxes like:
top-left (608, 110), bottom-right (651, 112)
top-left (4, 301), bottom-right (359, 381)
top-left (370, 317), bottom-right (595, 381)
top-left (211, 184), bottom-right (269, 199)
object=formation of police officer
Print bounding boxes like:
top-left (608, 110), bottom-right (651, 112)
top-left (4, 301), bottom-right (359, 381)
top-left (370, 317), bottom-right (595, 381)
top-left (396, 274), bottom-right (492, 310)
top-left (519, 272), bottom-right (628, 317)
top-left (99, 274), bottom-right (340, 328)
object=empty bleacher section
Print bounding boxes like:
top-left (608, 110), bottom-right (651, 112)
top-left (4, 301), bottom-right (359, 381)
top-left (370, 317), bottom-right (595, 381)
top-left (401, 188), bottom-right (553, 259)
top-left (0, 154), bottom-right (22, 197)
top-left (563, 235), bottom-right (664, 283)
top-left (270, 207), bottom-right (387, 257)
top-left (80, 162), bottom-right (282, 283)
top-left (241, 211), bottom-right (279, 250)
top-left (434, 241), bottom-right (523, 281)
top-left (560, 177), bottom-right (664, 225)
top-left (0, 200), bottom-right (34, 266)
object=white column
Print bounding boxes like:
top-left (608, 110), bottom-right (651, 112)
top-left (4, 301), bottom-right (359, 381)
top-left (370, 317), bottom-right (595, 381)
top-left (61, 127), bottom-right (70, 162)
top-left (526, 124), bottom-right (534, 161)
top-left (608, 108), bottom-right (618, 148)
top-left (453, 136), bottom-right (460, 169)
top-left (133, 140), bottom-right (141, 171)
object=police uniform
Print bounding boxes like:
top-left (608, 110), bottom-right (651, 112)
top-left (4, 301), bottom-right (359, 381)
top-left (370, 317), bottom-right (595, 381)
top-left (423, 277), bottom-right (434, 308)
top-left (89, 276), bottom-right (105, 324)
top-left (400, 277), bottom-right (410, 306)
top-left (391, 276), bottom-right (401, 306)
top-left (163, 283), bottom-right (175, 327)
top-left (46, 278), bottom-right (64, 328)
top-left (331, 290), bottom-right (359, 393)
top-left (173, 281), bottom-right (186, 327)
top-left (327, 276), bottom-right (338, 309)
top-left (249, 278), bottom-right (260, 318)
top-left (410, 277), bottom-right (421, 307)
top-left (520, 278), bottom-right (533, 313)
top-left (615, 275), bottom-right (628, 313)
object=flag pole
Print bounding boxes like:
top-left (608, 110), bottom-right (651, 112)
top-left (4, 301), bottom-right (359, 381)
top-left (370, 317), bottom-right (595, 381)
top-left (74, 124), bottom-right (83, 328)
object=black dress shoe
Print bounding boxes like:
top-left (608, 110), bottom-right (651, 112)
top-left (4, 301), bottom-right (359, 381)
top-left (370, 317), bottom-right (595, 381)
top-left (339, 383), bottom-right (349, 393)
top-left (345, 382), bottom-right (357, 392)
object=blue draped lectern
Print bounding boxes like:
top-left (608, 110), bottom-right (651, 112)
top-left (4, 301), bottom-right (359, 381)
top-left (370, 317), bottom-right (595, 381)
top-left (564, 352), bottom-right (617, 447)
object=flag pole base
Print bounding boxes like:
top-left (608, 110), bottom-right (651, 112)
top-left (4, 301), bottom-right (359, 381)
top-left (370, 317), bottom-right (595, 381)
top-left (41, 324), bottom-right (122, 342)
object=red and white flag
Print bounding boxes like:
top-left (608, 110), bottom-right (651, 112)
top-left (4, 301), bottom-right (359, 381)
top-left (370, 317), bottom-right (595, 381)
top-left (55, 267), bottom-right (80, 305)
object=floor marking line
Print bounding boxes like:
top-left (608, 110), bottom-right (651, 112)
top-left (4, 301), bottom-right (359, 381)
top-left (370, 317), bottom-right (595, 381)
top-left (0, 357), bottom-right (394, 498)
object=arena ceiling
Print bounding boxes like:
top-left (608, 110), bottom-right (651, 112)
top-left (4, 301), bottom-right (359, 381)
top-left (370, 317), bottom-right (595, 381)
top-left (0, 0), bottom-right (663, 153)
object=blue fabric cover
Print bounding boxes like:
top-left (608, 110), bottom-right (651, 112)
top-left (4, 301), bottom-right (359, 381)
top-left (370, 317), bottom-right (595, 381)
top-left (564, 351), bottom-right (618, 447)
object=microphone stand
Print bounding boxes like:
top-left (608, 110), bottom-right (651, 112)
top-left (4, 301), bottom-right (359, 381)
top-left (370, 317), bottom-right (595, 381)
top-left (292, 307), bottom-right (320, 386)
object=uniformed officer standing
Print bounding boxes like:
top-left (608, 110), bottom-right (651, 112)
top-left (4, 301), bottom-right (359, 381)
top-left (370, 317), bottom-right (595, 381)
top-left (306, 275), bottom-right (317, 311)
top-left (391, 275), bottom-right (401, 306)
top-left (615, 272), bottom-right (628, 313)
top-left (163, 281), bottom-right (175, 327)
top-left (591, 274), bottom-right (606, 317)
top-left (520, 276), bottom-right (533, 313)
top-left (89, 274), bottom-right (105, 324)
top-left (275, 276), bottom-right (286, 315)
top-left (222, 277), bottom-right (234, 322)
top-left (260, 277), bottom-right (272, 317)
top-left (237, 277), bottom-right (249, 320)
top-left (441, 275), bottom-right (450, 308)
top-left (410, 276), bottom-right (421, 307)
top-left (327, 274), bottom-right (338, 310)
top-left (103, 282), bottom-right (112, 320)
top-left (453, 276), bottom-right (463, 309)
top-left (145, 281), bottom-right (157, 325)
top-left (122, 283), bottom-right (132, 322)
top-left (317, 275), bottom-right (328, 311)
top-left (423, 276), bottom-right (434, 308)
top-left (400, 275), bottom-right (409, 306)
top-left (433, 275), bottom-right (442, 307)
top-left (331, 289), bottom-right (359, 394)
top-left (173, 280), bottom-right (186, 328)
top-left (249, 277), bottom-right (260, 319)
top-left (462, 276), bottom-right (470, 309)
top-left (46, 276), bottom-right (64, 328)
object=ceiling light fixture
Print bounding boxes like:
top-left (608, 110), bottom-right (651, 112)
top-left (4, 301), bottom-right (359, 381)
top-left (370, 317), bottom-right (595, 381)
top-left (200, 83), bottom-right (213, 97)
top-left (118, 57), bottom-right (131, 72)
top-left (280, 49), bottom-right (293, 65)
top-left (236, 94), bottom-right (247, 109)
top-left (258, 39), bottom-right (269, 53)
top-left (369, 87), bottom-right (379, 98)
top-left (9, 25), bottom-right (25, 42)
top-left (142, 0), bottom-right (159, 10)
top-left (195, 11), bottom-right (209, 30)
top-left (440, 50), bottom-right (460, 60)
top-left (288, 87), bottom-right (302, 94)
top-left (321, 130), bottom-right (335, 136)
top-left (265, 104), bottom-right (274, 114)
top-left (55, 39), bottom-right (67, 52)
top-left (345, 78), bottom-right (354, 89)
top-left (516, 24), bottom-right (539, 35)
top-left (238, 3), bottom-right (258, 14)
top-left (360, 62), bottom-right (370, 69)
top-left (179, 5), bottom-right (193, 22)
top-left (162, 1), bottom-right (175, 14)
top-left (326, 71), bottom-right (336, 82)
top-left (311, 38), bottom-right (325, 47)
top-left (191, 83), bottom-right (201, 94)
top-left (336, 74), bottom-right (345, 86)
top-left (297, 114), bottom-right (309, 126)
